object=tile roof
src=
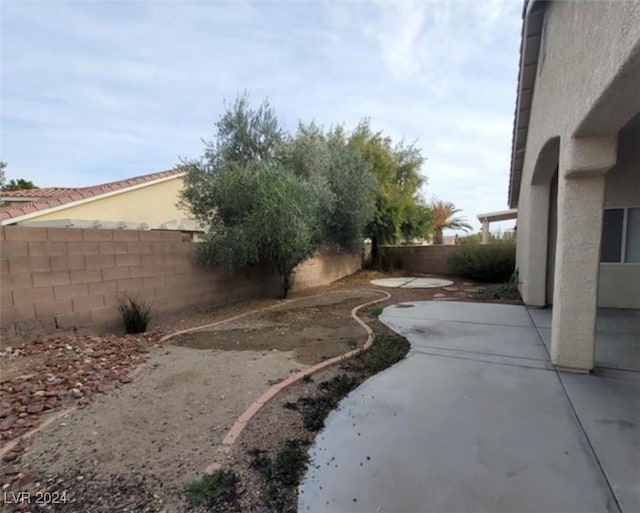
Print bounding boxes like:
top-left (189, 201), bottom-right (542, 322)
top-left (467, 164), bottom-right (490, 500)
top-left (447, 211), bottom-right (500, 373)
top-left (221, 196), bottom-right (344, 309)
top-left (0, 169), bottom-right (183, 222)
top-left (1, 188), bottom-right (77, 199)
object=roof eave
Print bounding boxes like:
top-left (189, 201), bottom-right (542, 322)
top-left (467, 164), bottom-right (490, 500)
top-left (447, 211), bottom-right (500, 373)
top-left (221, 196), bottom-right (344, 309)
top-left (508, 0), bottom-right (547, 209)
top-left (1, 171), bottom-right (186, 225)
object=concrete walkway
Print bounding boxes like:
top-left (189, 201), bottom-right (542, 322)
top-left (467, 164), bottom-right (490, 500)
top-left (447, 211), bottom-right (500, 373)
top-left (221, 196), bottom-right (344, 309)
top-left (299, 301), bottom-right (639, 513)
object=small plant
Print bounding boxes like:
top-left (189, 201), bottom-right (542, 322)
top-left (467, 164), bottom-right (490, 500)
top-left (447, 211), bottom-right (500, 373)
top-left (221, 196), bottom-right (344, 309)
top-left (282, 401), bottom-right (298, 410)
top-left (250, 440), bottom-right (310, 512)
top-left (368, 306), bottom-right (383, 317)
top-left (448, 242), bottom-right (515, 282)
top-left (343, 331), bottom-right (409, 376)
top-left (117, 293), bottom-right (153, 334)
top-left (294, 374), bottom-right (363, 431)
top-left (301, 374), bottom-right (313, 384)
top-left (185, 470), bottom-right (236, 507)
top-left (473, 269), bottom-right (521, 301)
top-left (272, 440), bottom-right (309, 488)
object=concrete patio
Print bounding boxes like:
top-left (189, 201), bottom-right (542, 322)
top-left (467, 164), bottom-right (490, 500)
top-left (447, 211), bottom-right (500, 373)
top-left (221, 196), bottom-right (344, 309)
top-left (299, 301), bottom-right (639, 513)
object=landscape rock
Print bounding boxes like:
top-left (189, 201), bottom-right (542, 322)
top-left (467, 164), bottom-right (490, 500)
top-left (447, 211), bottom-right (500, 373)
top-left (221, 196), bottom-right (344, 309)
top-left (0, 331), bottom-right (163, 443)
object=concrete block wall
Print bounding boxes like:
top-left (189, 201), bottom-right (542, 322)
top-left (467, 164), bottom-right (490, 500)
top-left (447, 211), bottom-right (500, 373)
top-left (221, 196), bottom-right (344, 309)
top-left (291, 248), bottom-right (362, 292)
top-left (0, 227), bottom-right (361, 345)
top-left (381, 245), bottom-right (458, 275)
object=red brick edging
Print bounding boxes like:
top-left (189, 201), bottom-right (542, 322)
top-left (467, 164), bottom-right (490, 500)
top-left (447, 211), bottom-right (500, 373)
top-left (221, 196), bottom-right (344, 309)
top-left (0, 289), bottom-right (391, 463)
top-left (214, 288), bottom-right (391, 457)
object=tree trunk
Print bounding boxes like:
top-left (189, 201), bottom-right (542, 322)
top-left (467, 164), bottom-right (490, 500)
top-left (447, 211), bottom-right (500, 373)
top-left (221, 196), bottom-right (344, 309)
top-left (371, 236), bottom-right (381, 269)
top-left (433, 229), bottom-right (443, 245)
top-left (279, 268), bottom-right (294, 299)
top-left (284, 273), bottom-right (291, 299)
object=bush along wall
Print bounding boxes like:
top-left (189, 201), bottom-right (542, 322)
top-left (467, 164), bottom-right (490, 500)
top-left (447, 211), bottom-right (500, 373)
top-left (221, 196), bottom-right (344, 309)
top-left (447, 243), bottom-right (516, 282)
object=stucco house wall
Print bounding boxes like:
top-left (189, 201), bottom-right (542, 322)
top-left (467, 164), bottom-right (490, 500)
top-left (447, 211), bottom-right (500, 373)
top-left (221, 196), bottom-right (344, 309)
top-left (599, 125), bottom-right (640, 308)
top-left (515, 0), bottom-right (640, 309)
top-left (18, 176), bottom-right (188, 227)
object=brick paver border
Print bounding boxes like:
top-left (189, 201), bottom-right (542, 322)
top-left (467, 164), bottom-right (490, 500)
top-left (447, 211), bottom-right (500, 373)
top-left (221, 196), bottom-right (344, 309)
top-left (0, 289), bottom-right (391, 466)
top-left (212, 288), bottom-right (391, 464)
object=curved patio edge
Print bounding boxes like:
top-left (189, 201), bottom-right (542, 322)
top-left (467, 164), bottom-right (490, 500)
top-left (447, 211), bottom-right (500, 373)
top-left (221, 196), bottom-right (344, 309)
top-left (212, 288), bottom-right (391, 462)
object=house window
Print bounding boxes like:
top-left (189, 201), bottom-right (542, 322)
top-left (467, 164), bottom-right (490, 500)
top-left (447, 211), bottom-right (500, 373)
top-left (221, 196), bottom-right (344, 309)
top-left (601, 207), bottom-right (640, 263)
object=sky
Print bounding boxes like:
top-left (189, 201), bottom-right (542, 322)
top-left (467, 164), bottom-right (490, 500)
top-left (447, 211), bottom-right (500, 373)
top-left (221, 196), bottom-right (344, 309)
top-left (1, 0), bottom-right (522, 233)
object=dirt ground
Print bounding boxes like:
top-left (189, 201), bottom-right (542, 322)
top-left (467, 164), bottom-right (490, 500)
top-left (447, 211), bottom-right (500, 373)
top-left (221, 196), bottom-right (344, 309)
top-left (0, 270), bottom-right (520, 512)
top-left (172, 291), bottom-right (378, 365)
top-left (14, 347), bottom-right (304, 512)
top-left (0, 289), bottom-right (381, 512)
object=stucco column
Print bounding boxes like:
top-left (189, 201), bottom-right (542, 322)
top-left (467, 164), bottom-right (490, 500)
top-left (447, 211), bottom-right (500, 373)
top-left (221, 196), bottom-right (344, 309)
top-left (517, 184), bottom-right (550, 307)
top-left (481, 219), bottom-right (489, 244)
top-left (551, 136), bottom-right (617, 372)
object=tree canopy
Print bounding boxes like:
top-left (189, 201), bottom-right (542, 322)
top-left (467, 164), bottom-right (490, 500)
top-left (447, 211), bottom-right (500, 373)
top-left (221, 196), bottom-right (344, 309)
top-left (429, 199), bottom-right (472, 244)
top-left (2, 176), bottom-right (37, 192)
top-left (180, 95), bottom-right (377, 298)
top-left (180, 95), bottom-right (438, 295)
top-left (347, 121), bottom-right (430, 264)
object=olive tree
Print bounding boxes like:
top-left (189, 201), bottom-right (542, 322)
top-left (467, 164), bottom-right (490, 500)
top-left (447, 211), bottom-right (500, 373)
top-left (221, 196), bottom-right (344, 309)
top-left (180, 97), bottom-right (333, 298)
top-left (281, 123), bottom-right (376, 252)
top-left (183, 160), bottom-right (329, 298)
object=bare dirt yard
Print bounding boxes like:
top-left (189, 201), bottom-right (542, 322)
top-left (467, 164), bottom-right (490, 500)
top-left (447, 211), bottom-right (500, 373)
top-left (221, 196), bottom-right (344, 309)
top-left (0, 270), bottom-right (520, 512)
top-left (0, 289), bottom-right (381, 512)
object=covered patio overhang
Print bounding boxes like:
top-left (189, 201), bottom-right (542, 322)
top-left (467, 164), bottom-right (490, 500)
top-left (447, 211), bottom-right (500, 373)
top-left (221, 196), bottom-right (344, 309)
top-left (509, 0), bottom-right (640, 373)
top-left (476, 208), bottom-right (517, 244)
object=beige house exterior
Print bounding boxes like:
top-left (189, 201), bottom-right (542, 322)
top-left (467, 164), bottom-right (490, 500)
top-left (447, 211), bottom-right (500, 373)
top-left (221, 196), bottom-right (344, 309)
top-left (0, 169), bottom-right (196, 231)
top-left (510, 1), bottom-right (640, 372)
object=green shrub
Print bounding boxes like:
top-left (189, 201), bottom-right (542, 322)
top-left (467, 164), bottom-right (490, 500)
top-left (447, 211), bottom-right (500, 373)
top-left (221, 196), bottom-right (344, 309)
top-left (185, 470), bottom-right (236, 507)
top-left (448, 243), bottom-right (516, 282)
top-left (117, 293), bottom-right (153, 334)
top-left (249, 440), bottom-right (309, 512)
top-left (272, 440), bottom-right (310, 488)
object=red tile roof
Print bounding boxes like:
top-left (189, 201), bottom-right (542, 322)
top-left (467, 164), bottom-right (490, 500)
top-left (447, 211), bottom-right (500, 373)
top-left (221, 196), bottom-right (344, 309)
top-left (1, 187), bottom-right (77, 199)
top-left (0, 169), bottom-right (183, 222)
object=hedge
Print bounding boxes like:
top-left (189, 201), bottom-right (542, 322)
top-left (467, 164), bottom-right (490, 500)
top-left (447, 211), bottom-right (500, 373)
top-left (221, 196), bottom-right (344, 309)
top-left (448, 243), bottom-right (516, 282)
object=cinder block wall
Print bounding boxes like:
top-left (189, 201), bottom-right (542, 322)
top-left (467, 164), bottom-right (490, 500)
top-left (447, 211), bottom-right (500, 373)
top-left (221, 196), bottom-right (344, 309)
top-left (0, 227), bottom-right (361, 345)
top-left (381, 245), bottom-right (458, 275)
top-left (291, 249), bottom-right (362, 292)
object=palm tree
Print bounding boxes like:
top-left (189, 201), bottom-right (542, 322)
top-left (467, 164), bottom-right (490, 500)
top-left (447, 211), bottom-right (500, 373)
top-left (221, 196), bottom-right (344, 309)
top-left (429, 199), bottom-right (472, 244)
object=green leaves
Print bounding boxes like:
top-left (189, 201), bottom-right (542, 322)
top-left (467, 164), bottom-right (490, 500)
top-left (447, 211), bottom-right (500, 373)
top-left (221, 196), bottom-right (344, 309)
top-left (180, 95), bottom-right (428, 295)
top-left (429, 199), bottom-right (472, 244)
top-left (345, 120), bottom-right (429, 266)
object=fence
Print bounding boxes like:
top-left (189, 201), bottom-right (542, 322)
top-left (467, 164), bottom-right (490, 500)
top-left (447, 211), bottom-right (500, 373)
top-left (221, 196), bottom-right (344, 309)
top-left (0, 226), bottom-right (362, 345)
top-left (381, 245), bottom-right (457, 275)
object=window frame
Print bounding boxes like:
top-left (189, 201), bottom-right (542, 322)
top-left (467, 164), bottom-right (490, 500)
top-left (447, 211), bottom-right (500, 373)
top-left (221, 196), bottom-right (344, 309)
top-left (602, 206), bottom-right (640, 265)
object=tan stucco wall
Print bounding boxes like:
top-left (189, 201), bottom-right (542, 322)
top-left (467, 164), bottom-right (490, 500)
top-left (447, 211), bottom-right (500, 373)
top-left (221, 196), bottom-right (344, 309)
top-left (599, 125), bottom-right (640, 308)
top-left (515, 1), bottom-right (640, 309)
top-left (603, 126), bottom-right (640, 209)
top-left (21, 177), bottom-right (188, 227)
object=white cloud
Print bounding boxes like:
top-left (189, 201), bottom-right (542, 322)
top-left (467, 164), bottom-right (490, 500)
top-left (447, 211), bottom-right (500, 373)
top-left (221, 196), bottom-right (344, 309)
top-left (1, 0), bottom-right (522, 232)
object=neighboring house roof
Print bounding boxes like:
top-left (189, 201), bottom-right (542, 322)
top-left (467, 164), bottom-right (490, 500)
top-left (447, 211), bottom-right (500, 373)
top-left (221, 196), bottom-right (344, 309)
top-left (508, 0), bottom-right (546, 209)
top-left (1, 187), bottom-right (77, 200)
top-left (0, 169), bottom-right (184, 223)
